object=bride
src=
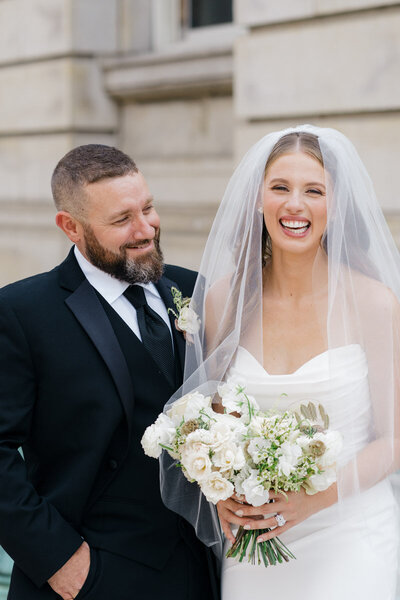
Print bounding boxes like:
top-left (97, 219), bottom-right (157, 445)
top-left (161, 125), bottom-right (400, 599)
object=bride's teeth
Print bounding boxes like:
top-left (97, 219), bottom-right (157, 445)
top-left (281, 220), bottom-right (309, 229)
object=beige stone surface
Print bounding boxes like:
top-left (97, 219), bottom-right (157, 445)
top-left (134, 157), bottom-right (233, 207)
top-left (0, 0), bottom-right (118, 64)
top-left (235, 113), bottom-right (400, 211)
top-left (0, 58), bottom-right (117, 134)
top-left (235, 0), bottom-right (400, 26)
top-left (0, 133), bottom-right (116, 202)
top-left (235, 8), bottom-right (400, 119)
top-left (121, 97), bottom-right (233, 159)
top-left (0, 199), bottom-right (71, 286)
top-left (157, 203), bottom-right (218, 270)
top-left (119, 0), bottom-right (152, 53)
top-left (104, 47), bottom-right (233, 100)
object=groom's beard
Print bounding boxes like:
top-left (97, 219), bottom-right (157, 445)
top-left (82, 224), bottom-right (164, 284)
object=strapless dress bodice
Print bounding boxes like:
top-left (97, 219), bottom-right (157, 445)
top-left (227, 344), bottom-right (370, 465)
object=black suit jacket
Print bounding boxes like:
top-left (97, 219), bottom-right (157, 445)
top-left (0, 249), bottom-right (198, 589)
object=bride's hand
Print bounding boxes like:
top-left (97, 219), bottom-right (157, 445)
top-left (217, 494), bottom-right (265, 544)
top-left (251, 485), bottom-right (337, 543)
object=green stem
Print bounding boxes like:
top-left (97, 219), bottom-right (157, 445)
top-left (225, 527), bottom-right (296, 567)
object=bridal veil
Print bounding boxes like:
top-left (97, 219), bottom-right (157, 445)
top-left (160, 125), bottom-right (400, 588)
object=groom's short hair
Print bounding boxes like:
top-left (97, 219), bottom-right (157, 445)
top-left (51, 144), bottom-right (138, 218)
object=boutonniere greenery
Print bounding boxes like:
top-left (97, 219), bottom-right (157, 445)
top-left (168, 287), bottom-right (201, 337)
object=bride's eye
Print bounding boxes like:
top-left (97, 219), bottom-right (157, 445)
top-left (272, 185), bottom-right (289, 192)
top-left (306, 188), bottom-right (323, 195)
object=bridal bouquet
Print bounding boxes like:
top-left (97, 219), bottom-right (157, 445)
top-left (141, 378), bottom-right (342, 567)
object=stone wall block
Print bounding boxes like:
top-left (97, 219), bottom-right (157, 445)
top-left (118, 0), bottom-right (152, 53)
top-left (130, 158), bottom-right (233, 207)
top-left (235, 10), bottom-right (400, 119)
top-left (0, 59), bottom-right (117, 134)
top-left (0, 133), bottom-right (116, 203)
top-left (0, 60), bottom-right (70, 133)
top-left (235, 0), bottom-right (400, 26)
top-left (0, 0), bottom-right (69, 63)
top-left (121, 97), bottom-right (233, 158)
top-left (0, 220), bottom-right (71, 286)
top-left (71, 59), bottom-right (118, 129)
top-left (72, 0), bottom-right (118, 54)
top-left (0, 0), bottom-right (118, 64)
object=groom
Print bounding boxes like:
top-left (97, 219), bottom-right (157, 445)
top-left (0, 145), bottom-right (218, 599)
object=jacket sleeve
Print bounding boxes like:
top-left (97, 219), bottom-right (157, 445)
top-left (0, 298), bottom-right (83, 587)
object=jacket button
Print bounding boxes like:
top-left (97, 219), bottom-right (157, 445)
top-left (108, 459), bottom-right (118, 470)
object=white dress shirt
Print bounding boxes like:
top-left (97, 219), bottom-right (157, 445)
top-left (74, 246), bottom-right (173, 342)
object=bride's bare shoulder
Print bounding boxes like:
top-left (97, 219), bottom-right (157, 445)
top-left (204, 274), bottom-right (233, 334)
top-left (351, 270), bottom-right (400, 313)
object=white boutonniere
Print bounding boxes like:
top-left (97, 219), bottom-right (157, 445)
top-left (168, 287), bottom-right (201, 337)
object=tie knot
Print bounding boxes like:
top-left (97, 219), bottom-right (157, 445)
top-left (124, 285), bottom-right (147, 309)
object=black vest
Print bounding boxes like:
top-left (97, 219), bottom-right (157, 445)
top-left (81, 298), bottom-right (196, 571)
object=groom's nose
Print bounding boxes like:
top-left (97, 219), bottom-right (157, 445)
top-left (131, 214), bottom-right (159, 241)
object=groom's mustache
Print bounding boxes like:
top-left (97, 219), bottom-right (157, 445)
top-left (122, 228), bottom-right (161, 251)
top-left (123, 240), bottom-right (154, 249)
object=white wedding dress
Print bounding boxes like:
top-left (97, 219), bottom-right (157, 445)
top-left (221, 345), bottom-right (399, 600)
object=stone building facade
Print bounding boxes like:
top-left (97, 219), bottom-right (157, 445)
top-left (0, 0), bottom-right (400, 595)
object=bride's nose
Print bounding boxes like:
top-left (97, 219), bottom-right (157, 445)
top-left (285, 190), bottom-right (303, 212)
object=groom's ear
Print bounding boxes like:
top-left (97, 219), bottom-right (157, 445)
top-left (55, 211), bottom-right (83, 244)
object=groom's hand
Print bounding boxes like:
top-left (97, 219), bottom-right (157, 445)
top-left (48, 540), bottom-right (90, 600)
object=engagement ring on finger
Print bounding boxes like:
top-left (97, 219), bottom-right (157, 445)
top-left (275, 513), bottom-right (286, 527)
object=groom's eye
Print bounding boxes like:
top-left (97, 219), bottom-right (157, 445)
top-left (114, 216), bottom-right (129, 224)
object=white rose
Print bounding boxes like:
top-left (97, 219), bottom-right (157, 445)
top-left (242, 470), bottom-right (270, 507)
top-left (166, 395), bottom-right (190, 425)
top-left (177, 306), bottom-right (201, 334)
top-left (141, 414), bottom-right (175, 459)
top-left (209, 420), bottom-right (235, 450)
top-left (305, 465), bottom-right (337, 494)
top-left (181, 449), bottom-right (213, 482)
top-left (213, 443), bottom-right (246, 473)
top-left (141, 424), bottom-right (162, 458)
top-left (277, 441), bottom-right (302, 477)
top-left (183, 428), bottom-right (214, 456)
top-left (167, 391), bottom-right (211, 426)
top-left (200, 472), bottom-right (234, 504)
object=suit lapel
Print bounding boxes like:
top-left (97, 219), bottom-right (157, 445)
top-left (156, 276), bottom-right (186, 372)
top-left (59, 250), bottom-right (134, 436)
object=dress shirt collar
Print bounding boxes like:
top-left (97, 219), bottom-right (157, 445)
top-left (74, 246), bottom-right (161, 304)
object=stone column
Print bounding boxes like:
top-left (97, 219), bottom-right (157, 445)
top-left (0, 0), bottom-right (119, 287)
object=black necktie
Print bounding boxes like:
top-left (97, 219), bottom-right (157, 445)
top-left (124, 285), bottom-right (175, 385)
